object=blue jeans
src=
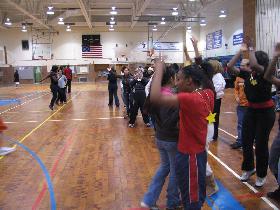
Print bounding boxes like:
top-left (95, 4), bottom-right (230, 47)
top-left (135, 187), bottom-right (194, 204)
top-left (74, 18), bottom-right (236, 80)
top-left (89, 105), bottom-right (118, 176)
top-left (142, 139), bottom-right (180, 208)
top-left (236, 105), bottom-right (247, 144)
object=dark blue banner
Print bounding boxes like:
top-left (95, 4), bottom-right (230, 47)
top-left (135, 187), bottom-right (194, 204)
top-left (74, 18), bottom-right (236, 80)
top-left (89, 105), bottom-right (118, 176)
top-left (233, 33), bottom-right (243, 45)
top-left (206, 30), bottom-right (223, 50)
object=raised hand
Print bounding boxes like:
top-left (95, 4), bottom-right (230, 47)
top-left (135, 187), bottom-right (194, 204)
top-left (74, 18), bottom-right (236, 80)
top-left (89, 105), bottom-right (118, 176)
top-left (190, 37), bottom-right (198, 46)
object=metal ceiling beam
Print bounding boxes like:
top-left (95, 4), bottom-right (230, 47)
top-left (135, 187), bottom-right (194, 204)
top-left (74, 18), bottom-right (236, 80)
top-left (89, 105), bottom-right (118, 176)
top-left (131, 0), bottom-right (152, 29)
top-left (49, 9), bottom-right (82, 25)
top-left (5, 0), bottom-right (50, 29)
top-left (76, 0), bottom-right (92, 29)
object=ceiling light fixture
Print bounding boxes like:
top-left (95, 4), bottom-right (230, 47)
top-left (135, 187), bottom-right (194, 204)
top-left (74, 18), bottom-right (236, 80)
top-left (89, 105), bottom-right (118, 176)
top-left (172, 8), bottom-right (178, 16)
top-left (110, 17), bottom-right (116, 24)
top-left (110, 6), bottom-right (117, 15)
top-left (219, 10), bottom-right (227, 18)
top-left (200, 19), bottom-right (207, 26)
top-left (66, 25), bottom-right (71, 32)
top-left (4, 18), bottom-right (12, 26)
top-left (47, 6), bottom-right (54, 15)
top-left (58, 17), bottom-right (64, 25)
top-left (109, 25), bottom-right (115, 31)
top-left (152, 25), bottom-right (157, 31)
top-left (21, 24), bottom-right (27, 32)
top-left (160, 17), bottom-right (166, 25)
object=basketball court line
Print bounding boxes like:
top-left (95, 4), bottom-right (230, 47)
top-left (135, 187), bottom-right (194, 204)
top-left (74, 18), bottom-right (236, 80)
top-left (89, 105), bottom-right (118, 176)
top-left (0, 91), bottom-right (81, 160)
top-left (0, 92), bottom-right (50, 115)
top-left (211, 128), bottom-right (279, 210)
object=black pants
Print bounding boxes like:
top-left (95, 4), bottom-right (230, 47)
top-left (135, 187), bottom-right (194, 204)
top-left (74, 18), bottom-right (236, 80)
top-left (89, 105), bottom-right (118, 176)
top-left (242, 107), bottom-right (275, 178)
top-left (123, 92), bottom-right (130, 115)
top-left (57, 88), bottom-right (66, 103)
top-left (213, 98), bottom-right (222, 140)
top-left (67, 79), bottom-right (72, 93)
top-left (129, 91), bottom-right (149, 124)
top-left (50, 85), bottom-right (58, 107)
top-left (108, 86), bottom-right (119, 106)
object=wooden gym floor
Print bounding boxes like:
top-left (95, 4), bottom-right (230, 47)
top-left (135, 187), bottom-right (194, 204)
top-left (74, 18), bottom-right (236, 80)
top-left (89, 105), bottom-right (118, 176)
top-left (0, 82), bottom-right (279, 210)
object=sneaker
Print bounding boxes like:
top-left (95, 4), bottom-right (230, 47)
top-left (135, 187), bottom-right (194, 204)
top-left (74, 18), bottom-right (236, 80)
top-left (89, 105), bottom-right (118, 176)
top-left (267, 187), bottom-right (280, 201)
top-left (255, 176), bottom-right (266, 187)
top-left (0, 147), bottom-right (16, 156)
top-left (128, 124), bottom-right (135, 128)
top-left (49, 105), bottom-right (53, 110)
top-left (230, 142), bottom-right (242, 149)
top-left (140, 201), bottom-right (160, 210)
top-left (206, 174), bottom-right (219, 196)
top-left (240, 169), bottom-right (256, 181)
top-left (146, 123), bottom-right (151, 127)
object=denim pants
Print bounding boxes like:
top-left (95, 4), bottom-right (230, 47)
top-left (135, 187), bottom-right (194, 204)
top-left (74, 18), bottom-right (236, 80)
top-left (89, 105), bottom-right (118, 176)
top-left (142, 139), bottom-right (180, 208)
top-left (236, 106), bottom-right (248, 144)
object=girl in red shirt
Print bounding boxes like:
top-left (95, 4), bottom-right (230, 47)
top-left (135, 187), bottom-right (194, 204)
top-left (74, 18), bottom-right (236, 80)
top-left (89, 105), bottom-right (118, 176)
top-left (150, 61), bottom-right (214, 210)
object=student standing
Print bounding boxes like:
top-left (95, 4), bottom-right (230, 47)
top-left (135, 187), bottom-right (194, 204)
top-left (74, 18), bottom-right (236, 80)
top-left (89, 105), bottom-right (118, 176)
top-left (129, 68), bottom-right (149, 127)
top-left (228, 42), bottom-right (275, 187)
top-left (150, 61), bottom-right (215, 210)
top-left (64, 65), bottom-right (72, 93)
top-left (141, 66), bottom-right (181, 210)
top-left (231, 59), bottom-right (250, 149)
top-left (107, 67), bottom-right (120, 107)
top-left (121, 67), bottom-right (132, 117)
top-left (208, 60), bottom-right (226, 141)
top-left (14, 70), bottom-right (19, 88)
top-left (40, 65), bottom-right (59, 110)
top-left (57, 69), bottom-right (67, 104)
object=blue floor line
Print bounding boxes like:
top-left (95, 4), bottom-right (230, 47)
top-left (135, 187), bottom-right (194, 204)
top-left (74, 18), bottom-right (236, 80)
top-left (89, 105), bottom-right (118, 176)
top-left (207, 179), bottom-right (245, 210)
top-left (3, 135), bottom-right (56, 210)
top-left (0, 99), bottom-right (21, 106)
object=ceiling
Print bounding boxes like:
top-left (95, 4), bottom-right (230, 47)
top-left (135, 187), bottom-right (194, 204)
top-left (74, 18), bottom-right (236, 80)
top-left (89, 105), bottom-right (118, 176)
top-left (0, 0), bottom-right (239, 32)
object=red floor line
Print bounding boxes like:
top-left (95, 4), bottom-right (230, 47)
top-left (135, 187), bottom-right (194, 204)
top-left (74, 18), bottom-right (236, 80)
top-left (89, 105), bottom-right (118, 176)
top-left (32, 128), bottom-right (78, 210)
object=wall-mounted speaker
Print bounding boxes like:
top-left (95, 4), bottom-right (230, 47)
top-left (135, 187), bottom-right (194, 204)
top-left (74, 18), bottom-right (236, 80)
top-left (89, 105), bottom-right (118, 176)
top-left (22, 40), bottom-right (29, 50)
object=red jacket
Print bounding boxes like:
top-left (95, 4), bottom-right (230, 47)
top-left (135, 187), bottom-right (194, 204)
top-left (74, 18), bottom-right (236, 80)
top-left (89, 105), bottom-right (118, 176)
top-left (64, 68), bottom-right (72, 80)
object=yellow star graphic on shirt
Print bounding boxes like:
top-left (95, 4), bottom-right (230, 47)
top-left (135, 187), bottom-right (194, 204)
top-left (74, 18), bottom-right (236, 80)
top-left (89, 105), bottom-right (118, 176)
top-left (206, 112), bottom-right (216, 124)
top-left (250, 79), bottom-right (258, 86)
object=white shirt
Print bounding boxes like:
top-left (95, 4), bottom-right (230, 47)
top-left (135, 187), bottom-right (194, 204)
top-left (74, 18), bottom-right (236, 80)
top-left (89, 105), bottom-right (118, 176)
top-left (212, 73), bottom-right (226, 99)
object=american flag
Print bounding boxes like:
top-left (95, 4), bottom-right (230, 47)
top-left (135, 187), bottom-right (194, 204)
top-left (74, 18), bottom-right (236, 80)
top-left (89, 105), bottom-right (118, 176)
top-left (82, 45), bottom-right (103, 58)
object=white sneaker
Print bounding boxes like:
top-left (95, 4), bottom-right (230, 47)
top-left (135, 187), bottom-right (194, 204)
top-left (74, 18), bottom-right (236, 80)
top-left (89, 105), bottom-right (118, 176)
top-left (128, 124), bottom-right (135, 128)
top-left (240, 169), bottom-right (256, 181)
top-left (255, 176), bottom-right (266, 187)
top-left (0, 147), bottom-right (16, 156)
top-left (140, 201), bottom-right (149, 208)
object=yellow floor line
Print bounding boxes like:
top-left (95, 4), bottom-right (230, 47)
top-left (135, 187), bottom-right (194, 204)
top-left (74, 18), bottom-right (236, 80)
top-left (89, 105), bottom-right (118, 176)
top-left (0, 92), bottom-right (81, 160)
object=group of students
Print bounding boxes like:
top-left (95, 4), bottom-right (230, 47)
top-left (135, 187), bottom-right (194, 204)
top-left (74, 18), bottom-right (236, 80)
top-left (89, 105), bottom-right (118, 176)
top-left (41, 65), bottom-right (73, 110)
top-left (106, 65), bottom-right (154, 127)
top-left (133, 38), bottom-right (280, 210)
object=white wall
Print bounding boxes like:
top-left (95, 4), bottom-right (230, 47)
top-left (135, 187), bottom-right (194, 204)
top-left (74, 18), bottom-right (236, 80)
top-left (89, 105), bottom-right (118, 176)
top-left (256, 0), bottom-right (280, 57)
top-left (199, 8), bottom-right (243, 58)
top-left (0, 28), bottom-right (184, 68)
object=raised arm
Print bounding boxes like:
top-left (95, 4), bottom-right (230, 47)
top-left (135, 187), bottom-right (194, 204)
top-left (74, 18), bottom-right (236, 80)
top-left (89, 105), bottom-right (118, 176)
top-left (264, 43), bottom-right (280, 86)
top-left (184, 46), bottom-right (192, 65)
top-left (150, 60), bottom-right (178, 107)
top-left (227, 43), bottom-right (247, 74)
